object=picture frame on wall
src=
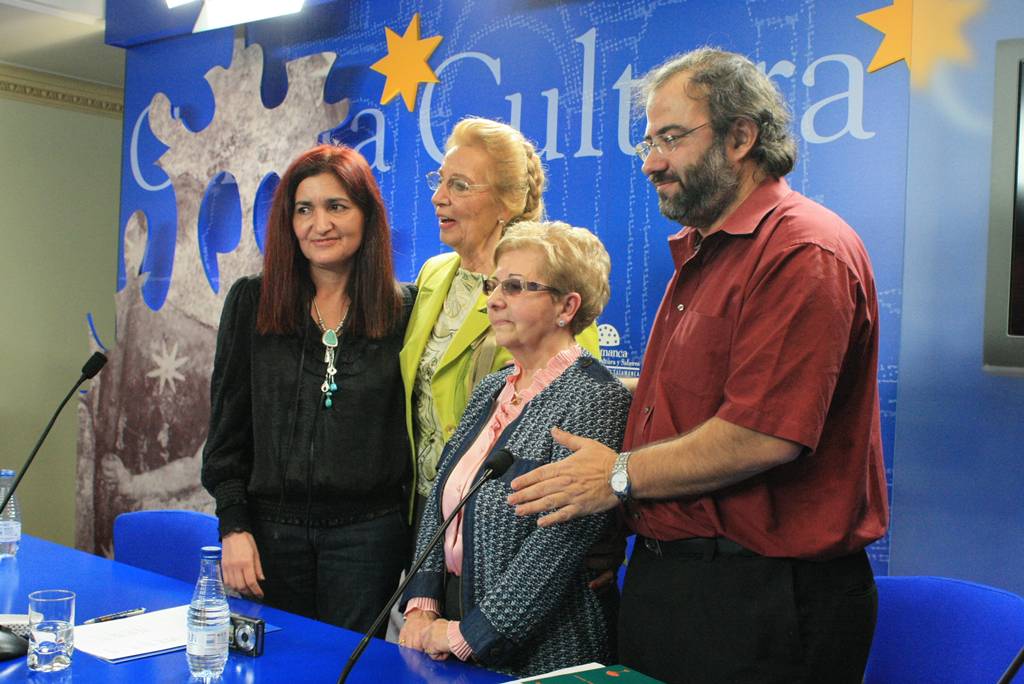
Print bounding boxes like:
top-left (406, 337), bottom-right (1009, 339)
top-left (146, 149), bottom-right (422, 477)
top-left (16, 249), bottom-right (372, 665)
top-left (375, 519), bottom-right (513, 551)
top-left (984, 38), bottom-right (1024, 375)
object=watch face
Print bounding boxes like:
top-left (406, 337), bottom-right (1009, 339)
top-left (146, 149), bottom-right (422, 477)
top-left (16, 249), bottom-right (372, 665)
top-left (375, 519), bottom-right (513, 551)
top-left (611, 470), bottom-right (628, 492)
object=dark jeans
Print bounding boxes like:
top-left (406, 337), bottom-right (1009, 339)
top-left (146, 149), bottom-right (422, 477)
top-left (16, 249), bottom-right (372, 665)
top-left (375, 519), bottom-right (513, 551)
top-left (619, 539), bottom-right (877, 684)
top-left (252, 510), bottom-right (409, 635)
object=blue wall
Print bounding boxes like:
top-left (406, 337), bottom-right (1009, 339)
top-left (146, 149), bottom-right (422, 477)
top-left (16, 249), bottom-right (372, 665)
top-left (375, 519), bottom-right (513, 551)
top-left (893, 0), bottom-right (1024, 594)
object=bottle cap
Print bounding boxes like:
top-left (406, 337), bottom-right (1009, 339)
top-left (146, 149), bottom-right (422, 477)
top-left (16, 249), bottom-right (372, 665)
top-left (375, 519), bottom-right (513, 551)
top-left (200, 545), bottom-right (222, 559)
top-left (0, 470), bottom-right (14, 478)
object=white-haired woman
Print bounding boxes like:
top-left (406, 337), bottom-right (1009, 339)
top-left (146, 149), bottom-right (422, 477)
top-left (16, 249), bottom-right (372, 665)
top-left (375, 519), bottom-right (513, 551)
top-left (399, 221), bottom-right (630, 677)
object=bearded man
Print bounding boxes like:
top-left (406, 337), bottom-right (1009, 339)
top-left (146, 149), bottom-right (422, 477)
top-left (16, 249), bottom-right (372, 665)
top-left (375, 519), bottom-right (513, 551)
top-left (509, 47), bottom-right (889, 683)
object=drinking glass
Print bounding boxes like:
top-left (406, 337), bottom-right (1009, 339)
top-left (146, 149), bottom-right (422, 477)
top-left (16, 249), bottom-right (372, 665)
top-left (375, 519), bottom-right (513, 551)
top-left (27, 589), bottom-right (75, 672)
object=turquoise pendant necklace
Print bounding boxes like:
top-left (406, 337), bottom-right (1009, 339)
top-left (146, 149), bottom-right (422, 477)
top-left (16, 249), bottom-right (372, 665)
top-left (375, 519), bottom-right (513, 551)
top-left (312, 298), bottom-right (345, 408)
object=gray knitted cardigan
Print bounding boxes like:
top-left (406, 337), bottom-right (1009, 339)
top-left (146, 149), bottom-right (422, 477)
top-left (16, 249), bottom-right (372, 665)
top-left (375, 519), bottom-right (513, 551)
top-left (401, 352), bottom-right (632, 676)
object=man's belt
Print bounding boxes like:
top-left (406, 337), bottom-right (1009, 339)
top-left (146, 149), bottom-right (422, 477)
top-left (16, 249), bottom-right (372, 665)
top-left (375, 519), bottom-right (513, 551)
top-left (639, 536), bottom-right (758, 561)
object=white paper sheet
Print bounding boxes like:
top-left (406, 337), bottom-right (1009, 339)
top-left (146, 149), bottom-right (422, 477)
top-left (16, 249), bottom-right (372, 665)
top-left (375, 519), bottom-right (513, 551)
top-left (503, 662), bottom-right (605, 683)
top-left (74, 605), bottom-right (190, 663)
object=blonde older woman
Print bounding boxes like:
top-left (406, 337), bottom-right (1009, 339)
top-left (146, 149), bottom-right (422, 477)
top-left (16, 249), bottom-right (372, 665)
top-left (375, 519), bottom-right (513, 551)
top-left (400, 118), bottom-right (599, 519)
top-left (399, 221), bottom-right (630, 677)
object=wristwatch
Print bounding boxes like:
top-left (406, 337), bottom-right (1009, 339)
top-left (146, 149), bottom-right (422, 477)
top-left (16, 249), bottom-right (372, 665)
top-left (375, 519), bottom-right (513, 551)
top-left (609, 451), bottom-right (632, 501)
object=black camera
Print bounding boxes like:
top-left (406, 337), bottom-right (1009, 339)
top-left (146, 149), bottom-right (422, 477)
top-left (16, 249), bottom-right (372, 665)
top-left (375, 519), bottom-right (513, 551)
top-left (228, 613), bottom-right (265, 656)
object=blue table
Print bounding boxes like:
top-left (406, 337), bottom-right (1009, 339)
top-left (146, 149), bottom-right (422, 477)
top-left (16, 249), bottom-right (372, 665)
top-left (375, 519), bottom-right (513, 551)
top-left (0, 535), bottom-right (506, 683)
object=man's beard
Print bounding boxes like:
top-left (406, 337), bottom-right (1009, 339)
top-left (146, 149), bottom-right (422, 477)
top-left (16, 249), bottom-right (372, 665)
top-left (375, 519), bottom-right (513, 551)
top-left (654, 138), bottom-right (740, 230)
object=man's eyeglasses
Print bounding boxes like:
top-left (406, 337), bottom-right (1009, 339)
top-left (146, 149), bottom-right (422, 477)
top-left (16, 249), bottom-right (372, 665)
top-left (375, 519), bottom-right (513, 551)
top-left (483, 276), bottom-right (564, 297)
top-left (634, 122), bottom-right (710, 161)
top-left (425, 171), bottom-right (490, 196)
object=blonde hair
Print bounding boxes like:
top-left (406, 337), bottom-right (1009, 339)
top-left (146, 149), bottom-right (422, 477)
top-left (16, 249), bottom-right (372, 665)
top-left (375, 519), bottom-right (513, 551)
top-left (446, 117), bottom-right (546, 223)
top-left (494, 221), bottom-right (611, 334)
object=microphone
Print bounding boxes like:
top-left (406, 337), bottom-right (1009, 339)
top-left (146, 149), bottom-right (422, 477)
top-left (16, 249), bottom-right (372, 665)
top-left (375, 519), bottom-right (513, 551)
top-left (81, 351), bottom-right (108, 379)
top-left (0, 352), bottom-right (108, 513)
top-left (337, 448), bottom-right (515, 683)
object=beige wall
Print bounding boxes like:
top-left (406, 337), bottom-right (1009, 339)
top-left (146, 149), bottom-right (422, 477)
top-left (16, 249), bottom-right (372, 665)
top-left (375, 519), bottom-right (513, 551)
top-left (0, 83), bottom-right (121, 547)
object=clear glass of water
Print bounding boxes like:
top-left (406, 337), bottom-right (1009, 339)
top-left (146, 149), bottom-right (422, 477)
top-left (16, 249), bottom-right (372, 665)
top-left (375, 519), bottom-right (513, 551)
top-left (27, 589), bottom-right (75, 672)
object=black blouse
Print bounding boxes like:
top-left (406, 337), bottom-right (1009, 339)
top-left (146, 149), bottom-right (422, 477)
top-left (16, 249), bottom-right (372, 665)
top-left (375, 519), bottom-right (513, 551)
top-left (201, 275), bottom-right (414, 535)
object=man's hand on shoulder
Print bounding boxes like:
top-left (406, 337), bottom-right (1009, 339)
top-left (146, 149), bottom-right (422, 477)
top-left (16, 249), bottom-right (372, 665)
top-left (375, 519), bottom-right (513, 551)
top-left (508, 427), bottom-right (619, 527)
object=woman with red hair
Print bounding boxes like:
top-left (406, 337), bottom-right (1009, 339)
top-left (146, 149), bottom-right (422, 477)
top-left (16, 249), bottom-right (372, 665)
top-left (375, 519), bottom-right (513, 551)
top-left (202, 144), bottom-right (413, 632)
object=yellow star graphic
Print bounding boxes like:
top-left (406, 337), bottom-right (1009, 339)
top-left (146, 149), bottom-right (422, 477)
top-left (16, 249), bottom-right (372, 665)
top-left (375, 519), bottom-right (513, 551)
top-left (370, 13), bottom-right (443, 112)
top-left (858, 0), bottom-right (912, 72)
top-left (858, 0), bottom-right (986, 89)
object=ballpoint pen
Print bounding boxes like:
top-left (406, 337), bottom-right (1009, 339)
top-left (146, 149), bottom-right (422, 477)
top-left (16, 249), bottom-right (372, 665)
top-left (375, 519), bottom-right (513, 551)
top-left (82, 607), bottom-right (147, 624)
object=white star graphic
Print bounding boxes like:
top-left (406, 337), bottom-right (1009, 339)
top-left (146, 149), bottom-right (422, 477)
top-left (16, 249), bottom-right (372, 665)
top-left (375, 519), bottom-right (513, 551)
top-left (147, 340), bottom-right (189, 395)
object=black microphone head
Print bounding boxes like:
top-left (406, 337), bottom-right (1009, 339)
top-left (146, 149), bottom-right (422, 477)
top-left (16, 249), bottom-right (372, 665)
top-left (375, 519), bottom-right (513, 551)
top-left (484, 449), bottom-right (515, 479)
top-left (81, 352), bottom-right (108, 379)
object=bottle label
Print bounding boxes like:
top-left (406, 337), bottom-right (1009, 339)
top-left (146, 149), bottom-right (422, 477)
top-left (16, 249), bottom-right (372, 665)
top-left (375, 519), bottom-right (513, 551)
top-left (187, 625), bottom-right (229, 655)
top-left (0, 521), bottom-right (20, 543)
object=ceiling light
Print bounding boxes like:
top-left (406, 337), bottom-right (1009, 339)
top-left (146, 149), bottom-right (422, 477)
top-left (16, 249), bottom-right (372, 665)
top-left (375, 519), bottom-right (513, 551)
top-left (164, 1), bottom-right (305, 33)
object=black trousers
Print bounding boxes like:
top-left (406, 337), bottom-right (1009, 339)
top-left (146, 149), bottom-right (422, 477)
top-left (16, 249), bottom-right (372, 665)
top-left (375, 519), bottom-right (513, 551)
top-left (619, 538), bottom-right (877, 684)
top-left (252, 510), bottom-right (409, 636)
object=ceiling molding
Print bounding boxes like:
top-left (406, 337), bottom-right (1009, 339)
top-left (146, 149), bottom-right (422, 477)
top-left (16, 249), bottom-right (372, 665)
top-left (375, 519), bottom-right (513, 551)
top-left (0, 63), bottom-right (122, 118)
top-left (0, 0), bottom-right (104, 27)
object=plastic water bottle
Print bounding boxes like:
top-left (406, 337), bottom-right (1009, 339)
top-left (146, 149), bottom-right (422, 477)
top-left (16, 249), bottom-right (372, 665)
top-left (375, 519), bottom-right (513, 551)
top-left (186, 546), bottom-right (230, 680)
top-left (0, 470), bottom-right (21, 559)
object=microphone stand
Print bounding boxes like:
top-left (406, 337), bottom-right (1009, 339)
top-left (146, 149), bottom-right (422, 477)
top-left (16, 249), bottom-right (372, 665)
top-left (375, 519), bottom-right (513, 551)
top-left (337, 451), bottom-right (512, 683)
top-left (998, 643), bottom-right (1024, 684)
top-left (1, 353), bottom-right (106, 513)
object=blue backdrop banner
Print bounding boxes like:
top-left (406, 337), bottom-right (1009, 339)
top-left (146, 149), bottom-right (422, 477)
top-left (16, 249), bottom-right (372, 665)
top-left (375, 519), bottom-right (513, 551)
top-left (94, 0), bottom-right (906, 571)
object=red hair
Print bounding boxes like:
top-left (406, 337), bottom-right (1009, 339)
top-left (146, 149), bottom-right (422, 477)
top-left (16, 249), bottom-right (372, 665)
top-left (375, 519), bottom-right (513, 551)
top-left (257, 144), bottom-right (402, 338)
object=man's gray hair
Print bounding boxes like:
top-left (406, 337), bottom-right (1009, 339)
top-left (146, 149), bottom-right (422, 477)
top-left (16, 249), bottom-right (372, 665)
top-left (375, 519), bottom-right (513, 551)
top-left (639, 47), bottom-right (797, 178)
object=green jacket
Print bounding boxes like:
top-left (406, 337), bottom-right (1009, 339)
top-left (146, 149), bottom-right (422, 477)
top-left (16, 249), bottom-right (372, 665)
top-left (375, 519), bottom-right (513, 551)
top-left (399, 252), bottom-right (600, 495)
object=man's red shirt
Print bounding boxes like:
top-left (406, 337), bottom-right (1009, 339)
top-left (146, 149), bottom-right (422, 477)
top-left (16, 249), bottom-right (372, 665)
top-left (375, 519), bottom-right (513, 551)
top-left (624, 178), bottom-right (889, 559)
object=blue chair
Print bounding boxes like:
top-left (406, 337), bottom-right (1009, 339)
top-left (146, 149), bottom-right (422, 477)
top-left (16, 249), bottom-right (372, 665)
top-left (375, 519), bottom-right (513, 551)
top-left (865, 575), bottom-right (1024, 684)
top-left (113, 510), bottom-right (220, 584)
top-left (617, 535), bottom-right (635, 592)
